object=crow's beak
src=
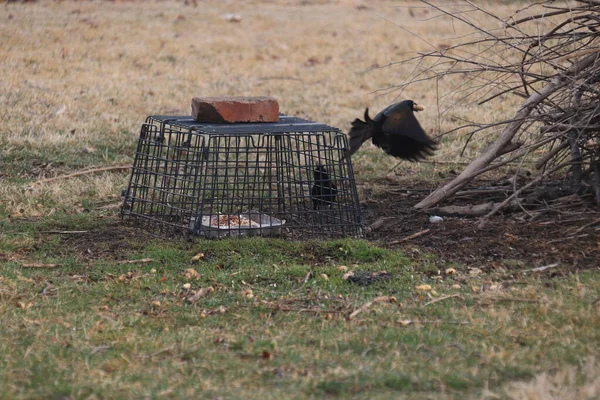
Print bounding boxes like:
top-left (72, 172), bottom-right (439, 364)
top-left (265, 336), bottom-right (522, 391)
top-left (413, 104), bottom-right (425, 112)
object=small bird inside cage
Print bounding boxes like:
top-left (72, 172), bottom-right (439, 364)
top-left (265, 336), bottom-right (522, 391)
top-left (311, 165), bottom-right (338, 210)
top-left (346, 100), bottom-right (436, 161)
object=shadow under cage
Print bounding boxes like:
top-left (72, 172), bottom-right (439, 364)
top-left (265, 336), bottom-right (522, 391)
top-left (121, 115), bottom-right (363, 239)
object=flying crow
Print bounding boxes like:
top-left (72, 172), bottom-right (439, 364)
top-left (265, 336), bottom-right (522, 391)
top-left (346, 100), bottom-right (436, 161)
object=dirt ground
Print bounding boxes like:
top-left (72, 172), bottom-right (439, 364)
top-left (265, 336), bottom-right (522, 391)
top-left (55, 175), bottom-right (599, 274)
top-left (361, 177), bottom-right (600, 272)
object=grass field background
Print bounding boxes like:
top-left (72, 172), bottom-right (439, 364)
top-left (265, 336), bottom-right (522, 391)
top-left (1, 1), bottom-right (599, 399)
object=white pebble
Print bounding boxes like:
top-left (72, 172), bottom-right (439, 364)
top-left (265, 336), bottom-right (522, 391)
top-left (429, 215), bottom-right (444, 224)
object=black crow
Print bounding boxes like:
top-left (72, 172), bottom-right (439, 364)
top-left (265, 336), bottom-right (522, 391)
top-left (311, 165), bottom-right (337, 210)
top-left (346, 100), bottom-right (436, 161)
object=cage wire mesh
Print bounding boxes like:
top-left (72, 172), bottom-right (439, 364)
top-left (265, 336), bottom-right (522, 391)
top-left (121, 115), bottom-right (363, 239)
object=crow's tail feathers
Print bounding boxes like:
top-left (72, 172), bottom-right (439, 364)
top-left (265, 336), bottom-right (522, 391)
top-left (343, 108), bottom-right (375, 160)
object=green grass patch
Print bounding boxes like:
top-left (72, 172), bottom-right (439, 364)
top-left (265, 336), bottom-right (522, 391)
top-left (0, 215), bottom-right (599, 399)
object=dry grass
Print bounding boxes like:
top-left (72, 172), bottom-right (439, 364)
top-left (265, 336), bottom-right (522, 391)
top-left (505, 357), bottom-right (600, 400)
top-left (2, 1), bottom-right (599, 398)
top-left (0, 0), bottom-right (526, 216)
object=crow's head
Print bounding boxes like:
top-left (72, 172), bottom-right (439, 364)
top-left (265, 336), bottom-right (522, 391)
top-left (313, 165), bottom-right (330, 181)
top-left (398, 100), bottom-right (425, 114)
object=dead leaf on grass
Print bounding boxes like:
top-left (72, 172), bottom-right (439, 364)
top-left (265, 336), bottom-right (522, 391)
top-left (115, 271), bottom-right (142, 283)
top-left (17, 301), bottom-right (33, 309)
top-left (202, 305), bottom-right (226, 317)
top-left (191, 252), bottom-right (205, 262)
top-left (183, 268), bottom-right (201, 280)
top-left (415, 284), bottom-right (433, 291)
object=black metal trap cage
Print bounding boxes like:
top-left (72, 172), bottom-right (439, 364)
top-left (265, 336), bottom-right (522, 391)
top-left (121, 115), bottom-right (363, 239)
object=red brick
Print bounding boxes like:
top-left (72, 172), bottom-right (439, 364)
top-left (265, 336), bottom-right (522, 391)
top-left (191, 96), bottom-right (279, 123)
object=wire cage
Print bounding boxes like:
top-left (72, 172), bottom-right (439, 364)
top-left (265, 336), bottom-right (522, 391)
top-left (121, 115), bottom-right (363, 239)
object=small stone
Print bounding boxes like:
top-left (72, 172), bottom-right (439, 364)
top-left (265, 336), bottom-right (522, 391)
top-left (429, 215), bottom-right (444, 224)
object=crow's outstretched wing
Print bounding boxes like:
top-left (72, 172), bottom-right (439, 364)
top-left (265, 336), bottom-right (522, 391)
top-left (346, 108), bottom-right (375, 158)
top-left (378, 106), bottom-right (436, 161)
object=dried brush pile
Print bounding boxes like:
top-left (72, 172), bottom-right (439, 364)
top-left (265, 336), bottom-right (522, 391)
top-left (399, 1), bottom-right (600, 223)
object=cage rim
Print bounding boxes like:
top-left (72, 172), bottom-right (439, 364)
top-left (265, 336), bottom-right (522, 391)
top-left (146, 114), bottom-right (342, 135)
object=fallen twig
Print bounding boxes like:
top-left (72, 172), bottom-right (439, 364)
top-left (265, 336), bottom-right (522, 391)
top-left (41, 230), bottom-right (89, 234)
top-left (278, 306), bottom-right (345, 314)
top-left (115, 258), bottom-right (154, 265)
top-left (22, 263), bottom-right (61, 268)
top-left (388, 229), bottom-right (430, 245)
top-left (365, 217), bottom-right (390, 233)
top-left (477, 162), bottom-right (568, 228)
top-left (291, 270), bottom-right (313, 293)
top-left (303, 271), bottom-right (312, 283)
top-left (95, 202), bottom-right (122, 211)
top-left (30, 165), bottom-right (131, 186)
top-left (429, 202), bottom-right (497, 217)
top-left (415, 52), bottom-right (600, 210)
top-left (547, 234), bottom-right (589, 244)
top-left (480, 297), bottom-right (540, 304)
top-left (135, 345), bottom-right (175, 359)
top-left (565, 217), bottom-right (600, 236)
top-left (187, 287), bottom-right (215, 304)
top-left (347, 295), bottom-right (397, 320)
top-left (397, 320), bottom-right (470, 326)
top-left (421, 293), bottom-right (461, 307)
top-left (534, 142), bottom-right (569, 170)
top-left (258, 76), bottom-right (303, 82)
top-left (527, 263), bottom-right (559, 272)
top-left (454, 187), bottom-right (512, 197)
